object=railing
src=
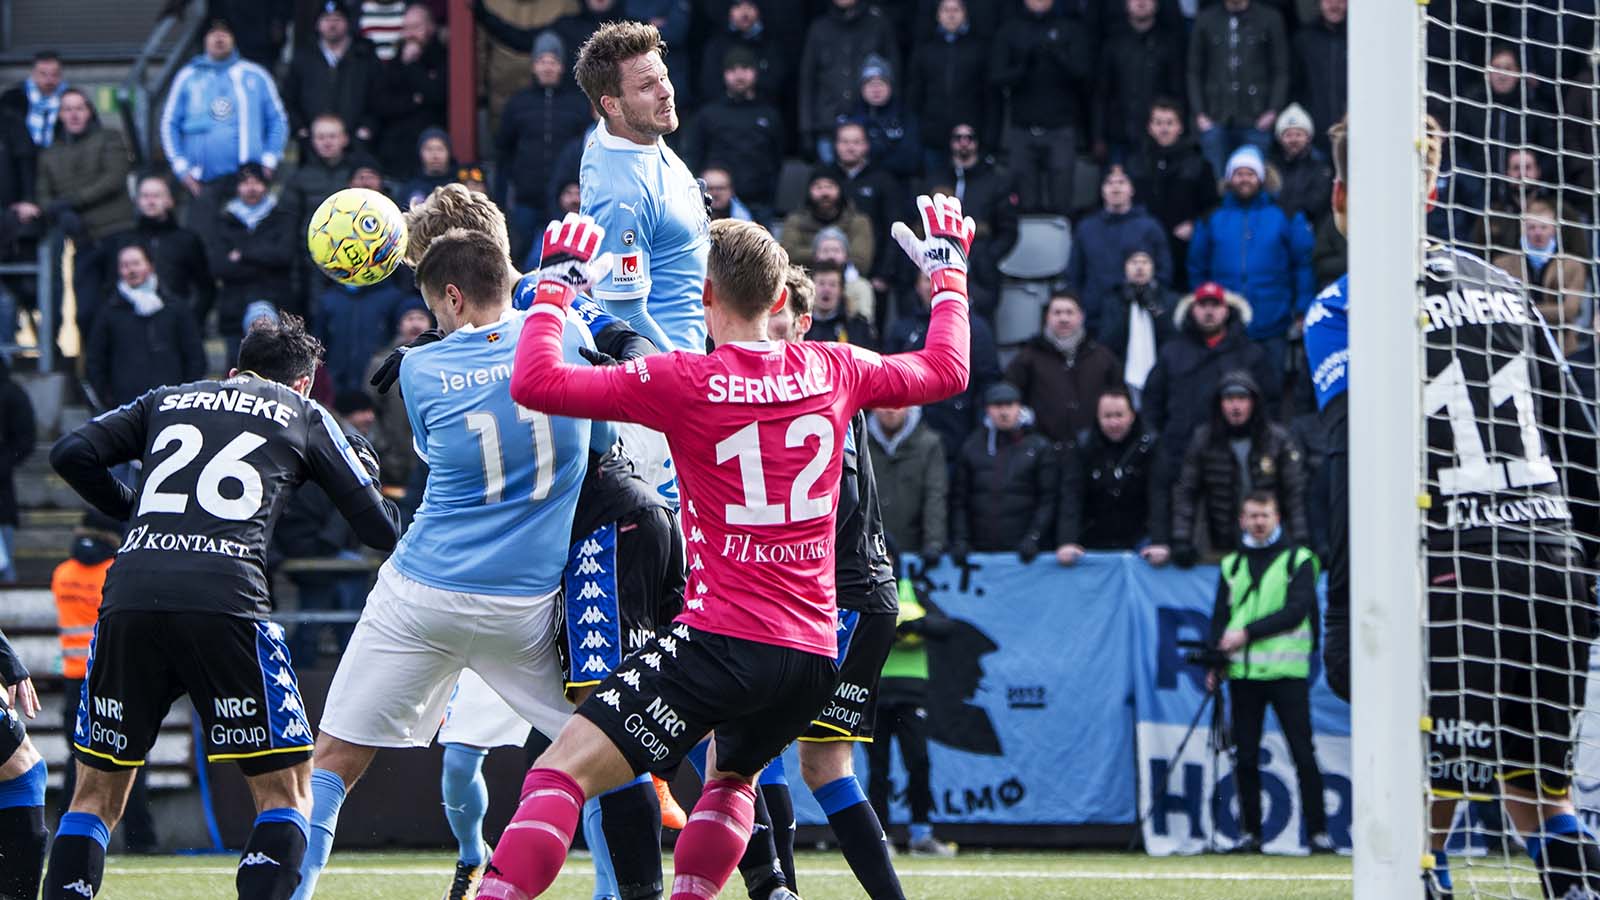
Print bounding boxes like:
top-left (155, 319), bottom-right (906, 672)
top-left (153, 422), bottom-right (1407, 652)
top-left (0, 230), bottom-right (57, 372)
top-left (120, 0), bottom-right (207, 161)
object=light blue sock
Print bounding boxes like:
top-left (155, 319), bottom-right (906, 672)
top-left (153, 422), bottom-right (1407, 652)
top-left (0, 759), bottom-right (45, 808)
top-left (440, 744), bottom-right (489, 865)
top-left (686, 739), bottom-right (709, 781)
top-left (583, 796), bottom-right (618, 900)
top-left (601, 298), bottom-right (674, 352)
top-left (291, 768), bottom-right (348, 900)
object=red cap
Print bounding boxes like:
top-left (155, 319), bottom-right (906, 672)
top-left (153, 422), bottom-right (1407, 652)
top-left (1193, 282), bottom-right (1226, 303)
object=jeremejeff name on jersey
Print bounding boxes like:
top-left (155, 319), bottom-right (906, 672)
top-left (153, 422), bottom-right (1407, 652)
top-left (437, 361), bottom-right (512, 393)
top-left (156, 387), bottom-right (301, 427)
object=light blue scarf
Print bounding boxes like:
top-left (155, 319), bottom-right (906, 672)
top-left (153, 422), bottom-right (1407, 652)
top-left (24, 78), bottom-right (63, 147)
top-left (225, 193), bottom-right (278, 232)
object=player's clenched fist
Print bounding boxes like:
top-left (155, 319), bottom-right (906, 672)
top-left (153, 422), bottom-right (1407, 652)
top-left (891, 193), bottom-right (977, 305)
top-left (533, 213), bottom-right (615, 308)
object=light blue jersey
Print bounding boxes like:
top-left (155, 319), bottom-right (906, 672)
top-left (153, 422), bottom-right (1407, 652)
top-left (580, 120), bottom-right (710, 354)
top-left (391, 309), bottom-right (595, 596)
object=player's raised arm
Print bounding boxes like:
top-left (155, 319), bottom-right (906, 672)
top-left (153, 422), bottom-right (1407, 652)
top-left (848, 194), bottom-right (976, 411)
top-left (509, 215), bottom-right (678, 429)
top-left (49, 395), bottom-right (150, 521)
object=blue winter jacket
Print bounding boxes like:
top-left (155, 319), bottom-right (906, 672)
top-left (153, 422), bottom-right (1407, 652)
top-left (1187, 191), bottom-right (1316, 340)
top-left (160, 51), bottom-right (288, 182)
top-left (314, 279), bottom-right (417, 394)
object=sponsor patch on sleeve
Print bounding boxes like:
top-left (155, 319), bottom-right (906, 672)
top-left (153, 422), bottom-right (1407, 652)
top-left (613, 252), bottom-right (644, 287)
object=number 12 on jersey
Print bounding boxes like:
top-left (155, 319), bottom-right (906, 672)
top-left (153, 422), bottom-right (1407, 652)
top-left (466, 405), bottom-right (556, 504)
top-left (715, 415), bottom-right (835, 526)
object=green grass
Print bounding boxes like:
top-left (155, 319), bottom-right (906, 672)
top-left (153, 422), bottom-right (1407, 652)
top-left (92, 848), bottom-right (1562, 899)
top-left (93, 849), bottom-right (1371, 899)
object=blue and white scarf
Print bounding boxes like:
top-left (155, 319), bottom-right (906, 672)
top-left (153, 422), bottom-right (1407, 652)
top-left (225, 193), bottom-right (278, 232)
top-left (24, 78), bottom-right (63, 147)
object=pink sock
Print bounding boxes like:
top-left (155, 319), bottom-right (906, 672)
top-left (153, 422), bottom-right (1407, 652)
top-left (475, 768), bottom-right (585, 900)
top-left (670, 778), bottom-right (758, 900)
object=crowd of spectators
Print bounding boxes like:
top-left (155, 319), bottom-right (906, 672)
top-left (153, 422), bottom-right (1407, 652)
top-left (0, 0), bottom-right (1594, 574)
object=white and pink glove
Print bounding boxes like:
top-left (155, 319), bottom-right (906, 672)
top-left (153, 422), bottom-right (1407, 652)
top-left (530, 213), bottom-right (614, 309)
top-left (890, 192), bottom-right (977, 305)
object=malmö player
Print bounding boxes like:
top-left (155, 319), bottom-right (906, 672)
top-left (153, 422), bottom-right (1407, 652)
top-left (0, 624), bottom-right (47, 900)
top-left (471, 194), bottom-right (974, 900)
top-left (45, 316), bottom-right (402, 900)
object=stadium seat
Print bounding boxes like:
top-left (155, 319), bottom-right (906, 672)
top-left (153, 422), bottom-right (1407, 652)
top-left (998, 215), bottom-right (1072, 280)
top-left (994, 279), bottom-right (1051, 347)
top-left (774, 158), bottom-right (814, 217)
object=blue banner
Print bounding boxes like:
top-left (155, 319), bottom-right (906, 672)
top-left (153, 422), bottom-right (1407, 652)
top-left (781, 551), bottom-right (1352, 855)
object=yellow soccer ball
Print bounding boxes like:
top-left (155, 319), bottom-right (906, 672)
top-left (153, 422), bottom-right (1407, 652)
top-left (306, 188), bottom-right (408, 287)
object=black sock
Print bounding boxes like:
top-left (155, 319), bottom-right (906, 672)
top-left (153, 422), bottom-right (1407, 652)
top-left (43, 830), bottom-right (106, 900)
top-left (235, 811), bottom-right (308, 900)
top-left (761, 783), bottom-right (798, 891)
top-left (1532, 827), bottom-right (1600, 898)
top-left (599, 779), bottom-right (664, 900)
top-left (738, 788), bottom-right (786, 899)
top-left (0, 806), bottom-right (47, 899)
top-left (830, 801), bottom-right (904, 900)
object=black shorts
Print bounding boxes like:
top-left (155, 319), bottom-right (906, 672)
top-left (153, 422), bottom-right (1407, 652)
top-left (560, 507), bottom-right (686, 699)
top-left (1427, 545), bottom-right (1594, 798)
top-left (801, 609), bottom-right (897, 742)
top-left (0, 695), bottom-right (25, 765)
top-left (74, 611), bottom-right (314, 776)
top-left (576, 624), bottom-right (836, 778)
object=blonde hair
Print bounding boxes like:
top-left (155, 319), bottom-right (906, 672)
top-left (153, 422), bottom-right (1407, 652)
top-left (708, 219), bottom-right (789, 320)
top-left (784, 264), bottom-right (814, 318)
top-left (403, 183), bottom-right (510, 267)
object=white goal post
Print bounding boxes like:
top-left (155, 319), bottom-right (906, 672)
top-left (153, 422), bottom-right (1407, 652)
top-left (1348, 0), bottom-right (1427, 897)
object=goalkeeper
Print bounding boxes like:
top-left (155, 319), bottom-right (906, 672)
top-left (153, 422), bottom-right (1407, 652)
top-left (1306, 116), bottom-right (1600, 899)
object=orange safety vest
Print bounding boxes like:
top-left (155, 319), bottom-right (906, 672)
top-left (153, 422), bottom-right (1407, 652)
top-left (52, 558), bottom-right (111, 680)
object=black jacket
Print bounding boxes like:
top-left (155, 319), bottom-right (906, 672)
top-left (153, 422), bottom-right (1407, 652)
top-left (1187, 2), bottom-right (1290, 127)
top-left (1292, 15), bottom-right (1348, 149)
top-left (1098, 282), bottom-right (1179, 367)
top-left (951, 416), bottom-right (1059, 552)
top-left (207, 203), bottom-right (297, 335)
top-left (1003, 335), bottom-right (1123, 443)
top-left (0, 357), bottom-right (34, 528)
top-left (1095, 22), bottom-right (1186, 150)
top-left (86, 288), bottom-right (207, 409)
top-left (681, 92), bottom-right (785, 206)
top-left (282, 38), bottom-right (381, 142)
top-left (102, 215), bottom-right (216, 323)
top-left (1123, 136), bottom-right (1218, 290)
top-left (923, 158), bottom-right (1020, 297)
top-left (1270, 145), bottom-right (1334, 227)
top-left (806, 310), bottom-right (879, 352)
top-left (798, 4), bottom-right (901, 138)
top-left (1142, 290), bottom-right (1277, 473)
top-left (367, 38), bottom-right (449, 176)
top-left (699, 27), bottom-right (789, 106)
top-left (1172, 372), bottom-right (1309, 550)
top-left (832, 161), bottom-right (907, 282)
top-left (990, 10), bottom-right (1094, 131)
top-left (906, 28), bottom-right (992, 152)
top-left (1058, 419), bottom-right (1168, 549)
top-left (497, 79), bottom-right (593, 213)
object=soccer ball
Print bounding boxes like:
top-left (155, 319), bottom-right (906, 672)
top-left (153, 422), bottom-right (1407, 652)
top-left (306, 188), bottom-right (408, 287)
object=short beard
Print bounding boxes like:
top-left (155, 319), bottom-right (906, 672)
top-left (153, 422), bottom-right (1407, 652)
top-left (622, 104), bottom-right (674, 140)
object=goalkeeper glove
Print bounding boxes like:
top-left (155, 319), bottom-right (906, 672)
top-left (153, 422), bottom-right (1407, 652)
top-left (369, 328), bottom-right (444, 395)
top-left (532, 213), bottom-right (614, 309)
top-left (891, 192), bottom-right (977, 305)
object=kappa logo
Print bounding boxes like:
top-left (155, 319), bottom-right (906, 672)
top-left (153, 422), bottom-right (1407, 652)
top-left (577, 605), bottom-right (610, 625)
top-left (579, 630), bottom-right (612, 650)
top-left (659, 636), bottom-right (678, 658)
top-left (272, 668), bottom-right (294, 689)
top-left (239, 853), bottom-right (279, 868)
top-left (597, 689), bottom-right (623, 709)
top-left (575, 557), bottom-right (604, 576)
top-left (282, 718), bottom-right (310, 740)
top-left (580, 538), bottom-right (603, 556)
top-left (691, 554), bottom-right (705, 571)
top-left (640, 652), bottom-right (663, 670)
top-left (279, 694), bottom-right (302, 714)
top-left (689, 527), bottom-right (706, 544)
top-left (581, 655), bottom-right (609, 674)
top-left (687, 598), bottom-right (705, 611)
top-left (672, 623), bottom-right (690, 640)
top-left (577, 581), bottom-right (607, 601)
top-left (265, 623), bottom-right (286, 641)
top-left (618, 668), bottom-right (642, 689)
top-left (61, 880), bottom-right (94, 897)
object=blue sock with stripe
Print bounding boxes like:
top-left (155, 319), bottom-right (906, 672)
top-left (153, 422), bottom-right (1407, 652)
top-left (1526, 813), bottom-right (1600, 897)
top-left (1432, 849), bottom-right (1452, 891)
top-left (759, 757), bottom-right (788, 786)
top-left (582, 796), bottom-right (617, 900)
top-left (440, 744), bottom-right (489, 866)
top-left (46, 811), bottom-right (109, 899)
top-left (815, 774), bottom-right (902, 898)
top-left (290, 768), bottom-right (346, 900)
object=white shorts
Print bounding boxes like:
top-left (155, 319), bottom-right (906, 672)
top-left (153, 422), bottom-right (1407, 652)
top-left (319, 562), bottom-right (571, 748)
top-left (439, 668), bottom-right (533, 749)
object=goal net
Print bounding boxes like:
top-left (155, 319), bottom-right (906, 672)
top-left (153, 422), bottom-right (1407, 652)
top-left (1363, 1), bottom-right (1600, 897)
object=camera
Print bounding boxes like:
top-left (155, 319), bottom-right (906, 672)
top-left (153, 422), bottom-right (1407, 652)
top-left (1178, 639), bottom-right (1232, 670)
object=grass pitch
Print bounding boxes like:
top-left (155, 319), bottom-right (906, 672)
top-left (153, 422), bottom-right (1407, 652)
top-left (93, 849), bottom-right (1371, 899)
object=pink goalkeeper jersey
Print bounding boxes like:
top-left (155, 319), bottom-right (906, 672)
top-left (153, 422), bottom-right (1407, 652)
top-left (511, 298), bottom-right (970, 656)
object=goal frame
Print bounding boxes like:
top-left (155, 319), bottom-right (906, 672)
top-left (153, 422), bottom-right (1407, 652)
top-left (1348, 0), bottom-right (1428, 896)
